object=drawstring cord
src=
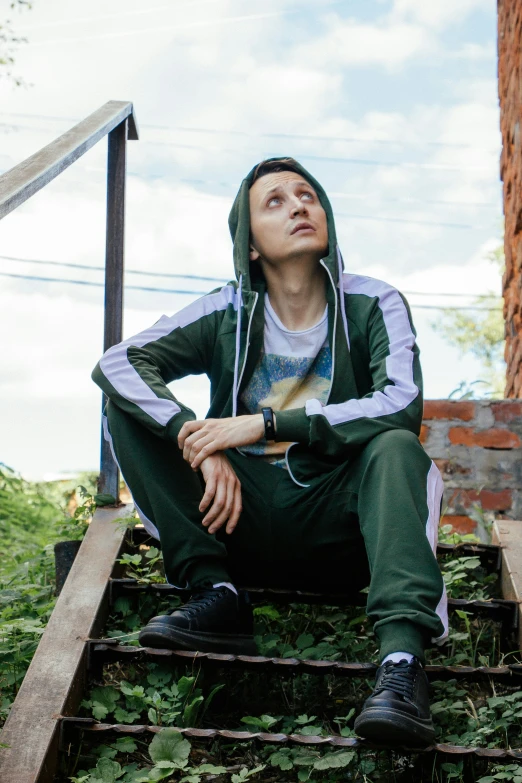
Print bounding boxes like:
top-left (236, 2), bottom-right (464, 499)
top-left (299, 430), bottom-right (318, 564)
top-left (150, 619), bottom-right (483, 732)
top-left (336, 244), bottom-right (350, 351)
top-left (232, 274), bottom-right (243, 418)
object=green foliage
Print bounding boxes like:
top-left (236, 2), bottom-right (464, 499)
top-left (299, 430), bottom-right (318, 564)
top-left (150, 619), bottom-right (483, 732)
top-left (81, 671), bottom-right (223, 729)
top-left (0, 464), bottom-right (99, 725)
top-left (70, 731), bottom-right (229, 783)
top-left (1, 1), bottom-right (32, 86)
top-left (432, 242), bottom-right (505, 398)
top-left (479, 764), bottom-right (522, 782)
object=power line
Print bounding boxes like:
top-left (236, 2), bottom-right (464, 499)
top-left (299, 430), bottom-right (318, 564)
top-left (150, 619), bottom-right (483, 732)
top-left (0, 134), bottom-right (498, 208)
top-left (0, 111), bottom-right (500, 154)
top-left (0, 270), bottom-right (502, 311)
top-left (0, 254), bottom-right (226, 283)
top-left (127, 139), bottom-right (494, 174)
top-left (0, 271), bottom-right (205, 296)
top-left (0, 254), bottom-right (501, 298)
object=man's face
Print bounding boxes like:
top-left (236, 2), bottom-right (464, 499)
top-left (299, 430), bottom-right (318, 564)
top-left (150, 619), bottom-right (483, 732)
top-left (248, 171), bottom-right (329, 267)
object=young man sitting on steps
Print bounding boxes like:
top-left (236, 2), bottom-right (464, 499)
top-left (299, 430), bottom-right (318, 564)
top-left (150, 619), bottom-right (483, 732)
top-left (92, 157), bottom-right (448, 747)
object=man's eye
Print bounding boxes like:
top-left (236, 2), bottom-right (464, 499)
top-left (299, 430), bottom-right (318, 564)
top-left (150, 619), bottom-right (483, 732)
top-left (302, 192), bottom-right (314, 200)
top-left (267, 197), bottom-right (280, 206)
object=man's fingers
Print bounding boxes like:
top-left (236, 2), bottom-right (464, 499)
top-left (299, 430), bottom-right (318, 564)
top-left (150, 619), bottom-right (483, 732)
top-left (191, 441), bottom-right (220, 470)
top-left (208, 480), bottom-right (234, 534)
top-left (183, 430), bottom-right (206, 462)
top-left (202, 478), bottom-right (226, 527)
top-left (199, 477), bottom-right (216, 513)
top-left (225, 483), bottom-right (242, 534)
top-left (178, 420), bottom-right (204, 449)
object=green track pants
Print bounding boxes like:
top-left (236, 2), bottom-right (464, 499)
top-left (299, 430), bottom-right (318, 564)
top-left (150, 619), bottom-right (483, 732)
top-left (104, 402), bottom-right (448, 662)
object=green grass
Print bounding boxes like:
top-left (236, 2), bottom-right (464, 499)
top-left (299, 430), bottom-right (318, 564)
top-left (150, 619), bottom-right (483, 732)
top-left (0, 462), bottom-right (98, 725)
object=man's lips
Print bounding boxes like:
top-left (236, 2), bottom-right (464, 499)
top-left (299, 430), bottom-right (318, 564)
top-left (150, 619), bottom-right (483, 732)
top-left (291, 222), bottom-right (315, 235)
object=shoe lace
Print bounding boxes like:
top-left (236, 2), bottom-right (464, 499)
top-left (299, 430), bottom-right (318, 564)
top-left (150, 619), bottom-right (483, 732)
top-left (181, 587), bottom-right (230, 617)
top-left (374, 660), bottom-right (416, 701)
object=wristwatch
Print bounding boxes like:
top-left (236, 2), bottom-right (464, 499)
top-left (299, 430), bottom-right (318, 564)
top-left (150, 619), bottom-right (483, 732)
top-left (261, 407), bottom-right (276, 442)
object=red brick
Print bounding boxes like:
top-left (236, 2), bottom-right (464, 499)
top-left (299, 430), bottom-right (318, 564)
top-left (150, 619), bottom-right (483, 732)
top-left (448, 488), bottom-right (513, 511)
top-left (441, 515), bottom-right (476, 535)
top-left (448, 427), bottom-right (521, 449)
top-left (423, 400), bottom-right (475, 421)
top-left (419, 424), bottom-right (429, 444)
top-left (500, 0), bottom-right (522, 393)
top-left (491, 401), bottom-right (522, 423)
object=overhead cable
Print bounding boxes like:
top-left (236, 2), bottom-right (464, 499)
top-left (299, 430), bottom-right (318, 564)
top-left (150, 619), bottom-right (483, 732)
top-left (0, 111), bottom-right (500, 153)
top-left (0, 270), bottom-right (501, 311)
top-left (0, 254), bottom-right (501, 298)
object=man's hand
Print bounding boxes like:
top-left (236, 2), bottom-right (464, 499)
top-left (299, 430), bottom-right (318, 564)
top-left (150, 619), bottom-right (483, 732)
top-left (179, 415), bottom-right (265, 470)
top-left (199, 452), bottom-right (242, 535)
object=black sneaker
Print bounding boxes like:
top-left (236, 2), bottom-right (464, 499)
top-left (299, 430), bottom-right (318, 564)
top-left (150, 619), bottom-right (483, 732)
top-left (138, 586), bottom-right (258, 655)
top-left (354, 657), bottom-right (435, 746)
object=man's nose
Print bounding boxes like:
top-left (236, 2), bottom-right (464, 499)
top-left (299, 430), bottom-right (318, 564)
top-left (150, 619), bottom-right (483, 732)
top-left (290, 200), bottom-right (308, 217)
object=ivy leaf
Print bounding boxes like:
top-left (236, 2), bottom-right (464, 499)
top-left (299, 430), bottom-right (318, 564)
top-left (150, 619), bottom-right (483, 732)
top-left (114, 707), bottom-right (141, 724)
top-left (148, 728), bottom-right (191, 766)
top-left (294, 714), bottom-right (316, 725)
top-left (313, 750), bottom-right (355, 770)
top-left (241, 714), bottom-right (279, 731)
top-left (91, 758), bottom-right (123, 782)
top-left (111, 736), bottom-right (137, 754)
top-left (147, 670), bottom-right (172, 688)
top-left (296, 633), bottom-right (314, 650)
top-left (269, 751), bottom-right (294, 771)
top-left (90, 686), bottom-right (119, 721)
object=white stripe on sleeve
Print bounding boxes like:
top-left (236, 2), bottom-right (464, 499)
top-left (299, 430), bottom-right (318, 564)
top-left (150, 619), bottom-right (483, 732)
top-left (99, 285), bottom-right (237, 427)
top-left (305, 274), bottom-right (419, 426)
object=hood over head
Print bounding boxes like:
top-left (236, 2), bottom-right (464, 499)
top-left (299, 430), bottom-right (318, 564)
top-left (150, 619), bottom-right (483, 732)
top-left (228, 157), bottom-right (343, 291)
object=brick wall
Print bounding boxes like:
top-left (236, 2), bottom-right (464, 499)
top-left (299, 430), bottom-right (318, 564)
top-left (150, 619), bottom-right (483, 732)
top-left (499, 0), bottom-right (522, 396)
top-left (422, 400), bottom-right (522, 533)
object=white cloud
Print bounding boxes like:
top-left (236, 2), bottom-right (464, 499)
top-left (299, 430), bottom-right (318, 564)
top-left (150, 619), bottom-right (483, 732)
top-left (290, 16), bottom-right (434, 71)
top-left (391, 0), bottom-right (491, 31)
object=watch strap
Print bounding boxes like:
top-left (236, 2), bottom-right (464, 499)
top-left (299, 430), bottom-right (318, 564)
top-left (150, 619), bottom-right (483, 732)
top-left (261, 407), bottom-right (276, 442)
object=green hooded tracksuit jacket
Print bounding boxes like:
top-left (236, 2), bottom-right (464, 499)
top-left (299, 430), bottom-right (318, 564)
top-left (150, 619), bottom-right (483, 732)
top-left (92, 159), bottom-right (448, 661)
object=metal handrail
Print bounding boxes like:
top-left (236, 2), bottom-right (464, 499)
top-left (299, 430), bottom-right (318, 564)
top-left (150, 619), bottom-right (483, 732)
top-left (0, 100), bottom-right (139, 501)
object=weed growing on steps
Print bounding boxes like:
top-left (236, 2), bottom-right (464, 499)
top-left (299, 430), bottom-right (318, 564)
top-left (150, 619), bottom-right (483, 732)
top-left (63, 526), bottom-right (522, 783)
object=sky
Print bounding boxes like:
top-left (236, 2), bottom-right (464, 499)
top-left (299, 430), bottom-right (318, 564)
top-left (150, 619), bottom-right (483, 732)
top-left (0, 0), bottom-right (503, 480)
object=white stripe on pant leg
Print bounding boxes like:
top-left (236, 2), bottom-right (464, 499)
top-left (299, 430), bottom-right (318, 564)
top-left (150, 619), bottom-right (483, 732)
top-left (426, 460), bottom-right (449, 643)
top-left (102, 414), bottom-right (189, 589)
top-left (102, 414), bottom-right (161, 540)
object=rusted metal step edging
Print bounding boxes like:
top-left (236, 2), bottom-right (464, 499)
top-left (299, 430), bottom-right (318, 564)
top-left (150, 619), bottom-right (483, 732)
top-left (109, 578), bottom-right (518, 615)
top-left (59, 719), bottom-right (522, 760)
top-left (88, 642), bottom-right (522, 683)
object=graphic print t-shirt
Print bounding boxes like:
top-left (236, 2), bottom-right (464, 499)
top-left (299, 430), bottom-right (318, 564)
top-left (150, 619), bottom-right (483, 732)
top-left (240, 294), bottom-right (332, 467)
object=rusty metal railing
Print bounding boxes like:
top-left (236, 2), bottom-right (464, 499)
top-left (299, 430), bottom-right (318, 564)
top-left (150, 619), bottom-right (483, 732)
top-left (0, 99), bottom-right (139, 501)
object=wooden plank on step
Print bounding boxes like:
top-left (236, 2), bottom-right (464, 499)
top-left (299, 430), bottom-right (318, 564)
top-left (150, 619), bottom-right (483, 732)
top-left (493, 519), bottom-right (522, 650)
top-left (0, 503), bottom-right (133, 783)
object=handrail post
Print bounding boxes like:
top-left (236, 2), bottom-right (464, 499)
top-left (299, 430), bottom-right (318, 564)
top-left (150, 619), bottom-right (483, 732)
top-left (98, 118), bottom-right (127, 501)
